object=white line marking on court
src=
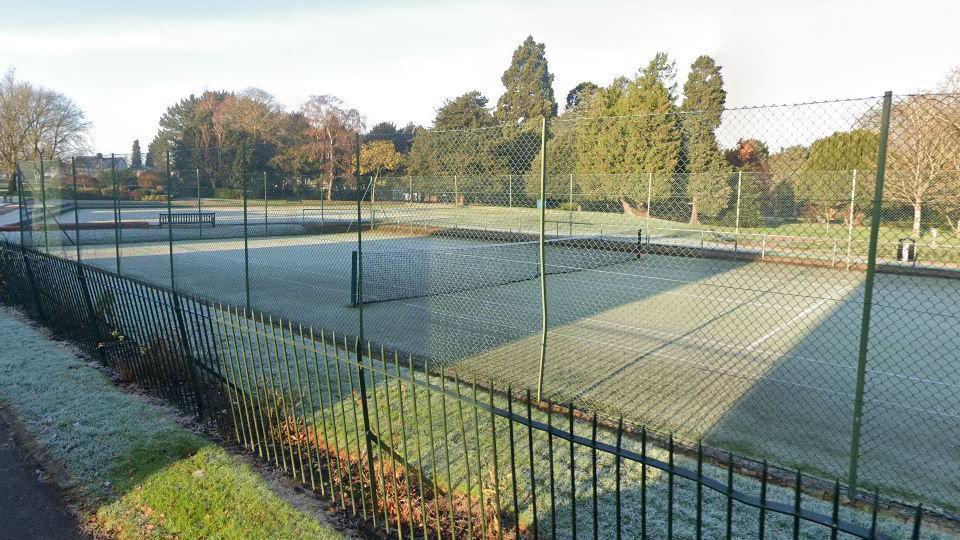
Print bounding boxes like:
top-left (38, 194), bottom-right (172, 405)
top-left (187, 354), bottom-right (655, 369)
top-left (744, 291), bottom-right (847, 351)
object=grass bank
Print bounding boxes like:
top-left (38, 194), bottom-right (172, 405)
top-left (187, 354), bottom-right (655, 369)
top-left (0, 307), bottom-right (345, 539)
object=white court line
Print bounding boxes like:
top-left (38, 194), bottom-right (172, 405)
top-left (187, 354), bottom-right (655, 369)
top-left (744, 290), bottom-right (850, 351)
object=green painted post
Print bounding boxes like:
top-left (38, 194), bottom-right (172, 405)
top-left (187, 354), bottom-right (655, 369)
top-left (113, 153), bottom-right (121, 273)
top-left (39, 160), bottom-right (48, 253)
top-left (536, 116), bottom-right (549, 401)
top-left (263, 170), bottom-right (268, 234)
top-left (15, 165), bottom-right (26, 248)
top-left (848, 91), bottom-right (893, 496)
top-left (242, 143), bottom-right (250, 314)
top-left (165, 150), bottom-right (175, 291)
top-left (72, 158), bottom-right (81, 263)
top-left (353, 132), bottom-right (379, 519)
top-left (734, 171), bottom-right (742, 235)
top-left (197, 168), bottom-right (202, 240)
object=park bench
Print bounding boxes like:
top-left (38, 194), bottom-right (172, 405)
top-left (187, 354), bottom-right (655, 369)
top-left (159, 211), bottom-right (216, 227)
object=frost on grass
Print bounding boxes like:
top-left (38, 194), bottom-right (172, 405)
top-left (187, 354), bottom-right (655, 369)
top-left (0, 309), bottom-right (342, 539)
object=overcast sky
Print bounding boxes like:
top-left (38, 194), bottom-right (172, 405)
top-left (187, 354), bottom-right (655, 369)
top-left (2, 0), bottom-right (958, 152)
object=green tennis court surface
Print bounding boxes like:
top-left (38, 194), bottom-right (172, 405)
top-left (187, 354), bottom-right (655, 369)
top-left (73, 228), bottom-right (960, 510)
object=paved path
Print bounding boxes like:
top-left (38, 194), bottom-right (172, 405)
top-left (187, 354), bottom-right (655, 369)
top-left (0, 419), bottom-right (87, 540)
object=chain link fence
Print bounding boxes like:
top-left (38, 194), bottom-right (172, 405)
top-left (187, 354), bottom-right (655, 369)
top-left (4, 93), bottom-right (960, 515)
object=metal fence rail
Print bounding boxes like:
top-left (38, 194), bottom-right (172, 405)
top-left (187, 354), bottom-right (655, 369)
top-left (3, 92), bottom-right (960, 518)
top-left (0, 241), bottom-right (942, 538)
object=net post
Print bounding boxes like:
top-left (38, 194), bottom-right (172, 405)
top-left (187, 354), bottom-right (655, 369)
top-left (196, 167), bottom-right (202, 240)
top-left (112, 153), bottom-right (121, 273)
top-left (39, 159), bottom-right (48, 253)
top-left (71, 157), bottom-right (81, 262)
top-left (165, 149), bottom-right (175, 291)
top-left (536, 116), bottom-right (549, 401)
top-left (350, 250), bottom-right (358, 306)
top-left (353, 131), bottom-right (380, 519)
top-left (846, 169), bottom-right (858, 270)
top-left (646, 171), bottom-right (653, 235)
top-left (263, 170), bottom-right (268, 234)
top-left (848, 91), bottom-right (892, 497)
top-left (15, 163), bottom-right (26, 248)
top-left (734, 171), bottom-right (742, 235)
top-left (242, 142), bottom-right (250, 314)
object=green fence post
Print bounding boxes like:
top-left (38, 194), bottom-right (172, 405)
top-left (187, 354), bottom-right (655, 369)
top-left (263, 170), bottom-right (268, 234)
top-left (19, 245), bottom-right (44, 320)
top-left (38, 160), bottom-right (48, 253)
top-left (15, 165), bottom-right (26, 248)
top-left (197, 168), bottom-right (202, 240)
top-left (242, 143), bottom-right (251, 314)
top-left (848, 91), bottom-right (893, 496)
top-left (734, 171), bottom-right (742, 235)
top-left (72, 157), bottom-right (107, 363)
top-left (165, 150), bottom-right (175, 291)
top-left (15, 167), bottom-right (44, 319)
top-left (846, 169), bottom-right (858, 270)
top-left (353, 132), bottom-right (380, 521)
top-left (536, 116), bottom-right (549, 401)
top-left (113, 153), bottom-right (121, 274)
top-left (72, 158), bottom-right (81, 263)
top-left (171, 291), bottom-right (205, 421)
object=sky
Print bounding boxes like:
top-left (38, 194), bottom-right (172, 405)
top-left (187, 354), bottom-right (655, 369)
top-left (1, 0), bottom-right (959, 153)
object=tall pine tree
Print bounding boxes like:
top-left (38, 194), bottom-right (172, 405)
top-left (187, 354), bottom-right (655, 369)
top-left (574, 54), bottom-right (681, 211)
top-left (495, 36), bottom-right (557, 123)
top-left (680, 55), bottom-right (730, 224)
top-left (130, 139), bottom-right (142, 169)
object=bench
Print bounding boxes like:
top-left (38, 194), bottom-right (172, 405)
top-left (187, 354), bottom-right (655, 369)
top-left (159, 212), bottom-right (216, 227)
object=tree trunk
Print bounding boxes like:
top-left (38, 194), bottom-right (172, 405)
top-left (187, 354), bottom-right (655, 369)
top-left (371, 175), bottom-right (377, 204)
top-left (913, 200), bottom-right (922, 237)
top-left (620, 199), bottom-right (645, 218)
top-left (689, 196), bottom-right (700, 225)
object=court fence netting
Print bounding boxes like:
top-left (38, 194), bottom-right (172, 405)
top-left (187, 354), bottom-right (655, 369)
top-left (2, 92), bottom-right (960, 536)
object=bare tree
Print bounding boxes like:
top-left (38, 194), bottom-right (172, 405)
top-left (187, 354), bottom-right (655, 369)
top-left (0, 70), bottom-right (89, 192)
top-left (25, 86), bottom-right (89, 160)
top-left (300, 95), bottom-right (364, 199)
top-left (887, 95), bottom-right (960, 236)
top-left (0, 70), bottom-right (33, 191)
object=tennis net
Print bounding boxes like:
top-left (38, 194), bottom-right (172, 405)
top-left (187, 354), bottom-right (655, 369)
top-left (352, 233), bottom-right (640, 305)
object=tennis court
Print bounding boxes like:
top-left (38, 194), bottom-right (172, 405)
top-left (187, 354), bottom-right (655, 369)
top-left (69, 220), bottom-right (960, 509)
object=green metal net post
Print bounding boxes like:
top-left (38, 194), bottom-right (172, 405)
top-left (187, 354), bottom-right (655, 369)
top-left (536, 116), bottom-right (549, 401)
top-left (353, 132), bottom-right (380, 521)
top-left (165, 150), bottom-right (175, 291)
top-left (15, 165), bottom-right (25, 247)
top-left (242, 143), bottom-right (251, 314)
top-left (734, 171), bottom-right (742, 235)
top-left (38, 160), bottom-right (48, 253)
top-left (71, 158), bottom-right (81, 263)
top-left (263, 170), bottom-right (268, 234)
top-left (848, 91), bottom-right (893, 496)
top-left (113, 153), bottom-right (121, 274)
top-left (197, 168), bottom-right (202, 240)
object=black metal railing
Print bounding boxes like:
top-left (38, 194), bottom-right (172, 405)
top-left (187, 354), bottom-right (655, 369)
top-left (0, 240), bottom-right (940, 539)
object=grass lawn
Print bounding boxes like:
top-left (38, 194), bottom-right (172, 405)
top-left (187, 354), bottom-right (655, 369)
top-left (0, 307), bottom-right (345, 539)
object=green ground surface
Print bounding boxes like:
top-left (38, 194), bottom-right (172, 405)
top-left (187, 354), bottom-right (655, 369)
top-left (192, 309), bottom-right (957, 538)
top-left (14, 200), bottom-right (960, 512)
top-left (0, 308), bottom-right (344, 539)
